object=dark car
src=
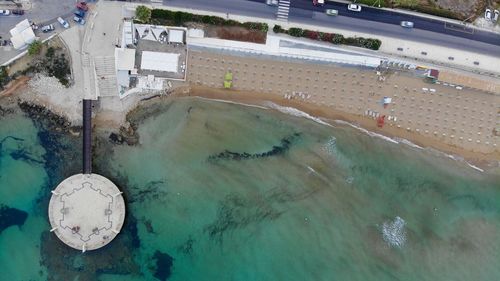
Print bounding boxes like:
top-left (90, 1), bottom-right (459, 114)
top-left (74, 9), bottom-right (85, 18)
top-left (12, 9), bottom-right (25, 15)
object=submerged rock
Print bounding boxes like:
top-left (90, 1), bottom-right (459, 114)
top-left (152, 250), bottom-right (174, 281)
top-left (0, 204), bottom-right (28, 234)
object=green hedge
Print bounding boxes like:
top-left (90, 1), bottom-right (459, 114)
top-left (150, 9), bottom-right (268, 32)
top-left (273, 25), bottom-right (382, 51)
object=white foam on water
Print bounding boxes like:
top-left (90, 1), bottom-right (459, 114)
top-left (322, 136), bottom-right (337, 155)
top-left (334, 120), bottom-right (399, 144)
top-left (334, 121), bottom-right (484, 173)
top-left (307, 165), bottom-right (317, 174)
top-left (382, 216), bottom-right (407, 248)
top-left (263, 102), bottom-right (334, 127)
top-left (195, 96), bottom-right (269, 110)
top-left (394, 138), bottom-right (424, 150)
top-left (425, 147), bottom-right (484, 173)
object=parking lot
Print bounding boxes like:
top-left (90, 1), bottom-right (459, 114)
top-left (0, 0), bottom-right (84, 64)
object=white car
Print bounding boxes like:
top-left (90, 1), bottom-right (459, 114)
top-left (485, 9), bottom-right (492, 20)
top-left (266, 0), bottom-right (278, 6)
top-left (0, 9), bottom-right (11, 16)
top-left (347, 4), bottom-right (362, 12)
top-left (400, 21), bottom-right (414, 28)
top-left (494, 10), bottom-right (499, 22)
top-left (57, 17), bottom-right (70, 28)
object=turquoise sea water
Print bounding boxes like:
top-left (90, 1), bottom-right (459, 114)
top-left (1, 97), bottom-right (499, 281)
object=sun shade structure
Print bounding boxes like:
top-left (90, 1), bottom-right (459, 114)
top-left (140, 51), bottom-right (179, 72)
top-left (168, 29), bottom-right (185, 44)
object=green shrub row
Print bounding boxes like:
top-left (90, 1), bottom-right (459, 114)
top-left (273, 25), bottom-right (382, 51)
top-left (150, 9), bottom-right (268, 32)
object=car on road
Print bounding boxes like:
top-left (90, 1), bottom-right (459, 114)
top-left (73, 16), bottom-right (85, 25)
top-left (347, 4), bottom-right (362, 12)
top-left (485, 9), bottom-right (492, 20)
top-left (57, 17), bottom-right (70, 28)
top-left (41, 24), bottom-right (55, 33)
top-left (76, 1), bottom-right (89, 12)
top-left (266, 0), bottom-right (278, 6)
top-left (400, 21), bottom-right (414, 28)
top-left (326, 9), bottom-right (338, 16)
top-left (494, 10), bottom-right (499, 22)
top-left (12, 9), bottom-right (24, 15)
top-left (313, 0), bottom-right (325, 6)
top-left (0, 9), bottom-right (11, 16)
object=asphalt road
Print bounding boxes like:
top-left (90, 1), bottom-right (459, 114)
top-left (162, 0), bottom-right (500, 56)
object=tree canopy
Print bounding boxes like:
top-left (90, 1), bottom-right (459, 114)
top-left (136, 5), bottom-right (152, 23)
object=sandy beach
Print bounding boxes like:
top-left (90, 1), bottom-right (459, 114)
top-left (182, 49), bottom-right (499, 167)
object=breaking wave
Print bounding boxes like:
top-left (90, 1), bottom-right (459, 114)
top-left (264, 102), bottom-right (333, 127)
top-left (381, 216), bottom-right (407, 248)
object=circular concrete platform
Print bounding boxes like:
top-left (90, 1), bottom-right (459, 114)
top-left (48, 173), bottom-right (125, 252)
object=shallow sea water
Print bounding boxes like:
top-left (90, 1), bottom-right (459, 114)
top-left (1, 97), bottom-right (499, 281)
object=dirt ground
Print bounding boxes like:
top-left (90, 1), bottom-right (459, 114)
top-left (393, 0), bottom-right (499, 19)
top-left (202, 25), bottom-right (266, 44)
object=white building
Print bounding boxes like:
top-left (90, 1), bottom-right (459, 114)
top-left (9, 19), bottom-right (36, 50)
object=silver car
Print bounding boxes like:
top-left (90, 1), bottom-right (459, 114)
top-left (400, 21), bottom-right (414, 28)
top-left (485, 9), bottom-right (492, 20)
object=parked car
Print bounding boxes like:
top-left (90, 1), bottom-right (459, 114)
top-left (0, 9), bottom-right (11, 16)
top-left (313, 0), bottom-right (325, 6)
top-left (494, 10), bottom-right (499, 22)
top-left (74, 9), bottom-right (85, 18)
top-left (266, 0), bottom-right (278, 6)
top-left (326, 9), bottom-right (339, 16)
top-left (41, 24), bottom-right (55, 33)
top-left (73, 16), bottom-right (85, 25)
top-left (347, 4), bottom-right (362, 12)
top-left (400, 21), bottom-right (414, 28)
top-left (12, 9), bottom-right (24, 15)
top-left (57, 17), bottom-right (70, 28)
top-left (485, 9), bottom-right (492, 20)
top-left (76, 1), bottom-right (89, 12)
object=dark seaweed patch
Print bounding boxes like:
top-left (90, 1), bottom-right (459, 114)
top-left (176, 236), bottom-right (195, 255)
top-left (152, 250), bottom-right (174, 281)
top-left (208, 133), bottom-right (301, 162)
top-left (130, 180), bottom-right (168, 203)
top-left (0, 204), bottom-right (28, 234)
top-left (204, 193), bottom-right (283, 244)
